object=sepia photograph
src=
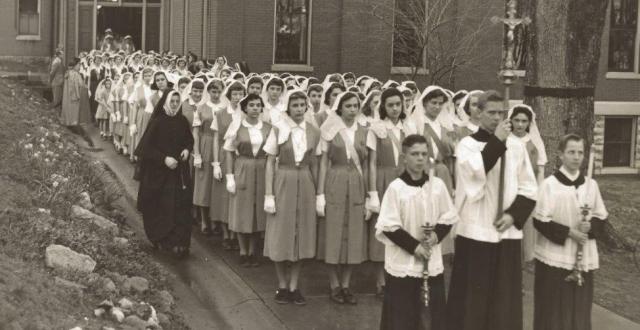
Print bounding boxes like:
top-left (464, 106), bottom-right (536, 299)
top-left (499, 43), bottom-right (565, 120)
top-left (0, 0), bottom-right (639, 329)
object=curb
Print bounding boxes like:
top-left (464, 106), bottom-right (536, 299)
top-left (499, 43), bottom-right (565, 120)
top-left (73, 125), bottom-right (285, 330)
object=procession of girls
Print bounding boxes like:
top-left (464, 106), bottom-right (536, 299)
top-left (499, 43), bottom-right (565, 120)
top-left (63, 49), bottom-right (608, 330)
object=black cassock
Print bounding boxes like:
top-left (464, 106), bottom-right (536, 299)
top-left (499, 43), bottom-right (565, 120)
top-left (134, 100), bottom-right (194, 249)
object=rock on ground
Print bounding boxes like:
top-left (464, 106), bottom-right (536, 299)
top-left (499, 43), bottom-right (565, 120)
top-left (122, 276), bottom-right (149, 294)
top-left (44, 245), bottom-right (96, 273)
top-left (157, 290), bottom-right (174, 312)
top-left (101, 277), bottom-right (116, 293)
top-left (78, 192), bottom-right (93, 210)
top-left (70, 205), bottom-right (118, 235)
top-left (53, 277), bottom-right (86, 291)
top-left (123, 315), bottom-right (149, 329)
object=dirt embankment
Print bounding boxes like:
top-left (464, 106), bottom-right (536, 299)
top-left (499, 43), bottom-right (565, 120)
top-left (0, 78), bottom-right (188, 329)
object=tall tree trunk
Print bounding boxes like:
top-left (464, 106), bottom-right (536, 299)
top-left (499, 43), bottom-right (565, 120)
top-left (523, 0), bottom-right (608, 172)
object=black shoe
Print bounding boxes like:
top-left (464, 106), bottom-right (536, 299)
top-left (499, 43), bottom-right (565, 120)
top-left (290, 289), bottom-right (306, 306)
top-left (240, 255), bottom-right (251, 267)
top-left (376, 285), bottom-right (385, 299)
top-left (275, 288), bottom-right (290, 304)
top-left (212, 225), bottom-right (222, 236)
top-left (222, 239), bottom-right (232, 251)
top-left (249, 255), bottom-right (260, 267)
top-left (342, 288), bottom-right (357, 305)
top-left (330, 287), bottom-right (344, 304)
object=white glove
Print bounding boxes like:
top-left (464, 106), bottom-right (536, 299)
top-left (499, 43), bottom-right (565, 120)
top-left (316, 194), bottom-right (326, 217)
top-left (123, 116), bottom-right (129, 124)
top-left (212, 162), bottom-right (222, 180)
top-left (365, 198), bottom-right (372, 221)
top-left (115, 111), bottom-right (122, 122)
top-left (193, 154), bottom-right (202, 168)
top-left (264, 195), bottom-right (276, 214)
top-left (110, 113), bottom-right (117, 122)
top-left (226, 174), bottom-right (236, 194)
top-left (367, 191), bottom-right (381, 213)
top-left (129, 124), bottom-right (137, 137)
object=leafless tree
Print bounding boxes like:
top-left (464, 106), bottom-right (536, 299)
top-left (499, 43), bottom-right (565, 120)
top-left (352, 0), bottom-right (498, 85)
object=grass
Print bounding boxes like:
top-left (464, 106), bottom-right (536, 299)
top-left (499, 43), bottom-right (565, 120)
top-left (0, 77), bottom-right (188, 329)
top-left (593, 175), bottom-right (640, 323)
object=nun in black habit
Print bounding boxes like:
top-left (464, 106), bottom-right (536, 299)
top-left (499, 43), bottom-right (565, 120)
top-left (134, 90), bottom-right (194, 257)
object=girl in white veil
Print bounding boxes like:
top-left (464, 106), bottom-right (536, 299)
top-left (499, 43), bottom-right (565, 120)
top-left (508, 104), bottom-right (548, 262)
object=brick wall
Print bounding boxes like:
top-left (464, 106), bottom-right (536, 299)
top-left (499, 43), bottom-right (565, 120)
top-left (593, 115), bottom-right (605, 172)
top-left (169, 0), bottom-right (185, 53)
top-left (0, 0), bottom-right (55, 58)
top-left (636, 118), bottom-right (640, 169)
top-left (186, 0), bottom-right (204, 56)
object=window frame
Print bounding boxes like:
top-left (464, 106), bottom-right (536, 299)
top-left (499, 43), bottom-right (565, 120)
top-left (602, 115), bottom-right (637, 167)
top-left (271, 0), bottom-right (314, 72)
top-left (16, 0), bottom-right (42, 40)
top-left (390, 0), bottom-right (429, 75)
top-left (606, 0), bottom-right (640, 79)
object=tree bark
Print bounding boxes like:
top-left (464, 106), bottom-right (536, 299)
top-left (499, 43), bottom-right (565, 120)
top-left (523, 0), bottom-right (608, 172)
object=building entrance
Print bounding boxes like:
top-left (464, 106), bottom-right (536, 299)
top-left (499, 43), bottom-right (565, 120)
top-left (77, 1), bottom-right (162, 53)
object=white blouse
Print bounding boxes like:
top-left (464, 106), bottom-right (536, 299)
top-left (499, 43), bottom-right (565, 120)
top-left (366, 119), bottom-right (406, 166)
top-left (264, 119), bottom-right (321, 163)
top-left (223, 119), bottom-right (264, 156)
top-left (534, 167), bottom-right (608, 271)
top-left (376, 177), bottom-right (458, 278)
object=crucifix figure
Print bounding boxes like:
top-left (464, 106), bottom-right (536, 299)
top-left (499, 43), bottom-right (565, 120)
top-left (492, 0), bottom-right (532, 71)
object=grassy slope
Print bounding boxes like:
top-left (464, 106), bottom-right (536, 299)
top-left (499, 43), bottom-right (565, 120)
top-left (593, 175), bottom-right (640, 322)
top-left (0, 78), bottom-right (187, 329)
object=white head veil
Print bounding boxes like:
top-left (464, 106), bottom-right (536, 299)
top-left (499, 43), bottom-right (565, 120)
top-left (456, 90), bottom-right (483, 125)
top-left (508, 104), bottom-right (548, 166)
top-left (163, 90), bottom-right (182, 117)
top-left (410, 85), bottom-right (448, 134)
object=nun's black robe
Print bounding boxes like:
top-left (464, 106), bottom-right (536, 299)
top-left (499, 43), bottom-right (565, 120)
top-left (134, 95), bottom-right (194, 249)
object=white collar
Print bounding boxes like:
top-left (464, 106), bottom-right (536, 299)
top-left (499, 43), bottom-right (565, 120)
top-left (383, 118), bottom-right (403, 130)
top-left (560, 166), bottom-right (580, 182)
top-left (345, 121), bottom-right (358, 132)
top-left (425, 115), bottom-right (440, 126)
top-left (242, 119), bottom-right (263, 129)
top-left (188, 97), bottom-right (203, 106)
top-left (285, 116), bottom-right (306, 129)
top-left (513, 132), bottom-right (531, 143)
top-left (227, 103), bottom-right (238, 114)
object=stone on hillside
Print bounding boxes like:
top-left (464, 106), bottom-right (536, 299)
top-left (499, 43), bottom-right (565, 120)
top-left (111, 307), bottom-right (125, 322)
top-left (54, 277), bottom-right (87, 290)
top-left (45, 245), bottom-right (96, 273)
top-left (157, 313), bottom-right (170, 328)
top-left (102, 277), bottom-right (117, 293)
top-left (118, 297), bottom-right (134, 310)
top-left (70, 205), bottom-right (118, 235)
top-left (105, 271), bottom-right (126, 286)
top-left (123, 315), bottom-right (148, 329)
top-left (78, 192), bottom-right (93, 210)
top-left (113, 237), bottom-right (129, 248)
top-left (157, 290), bottom-right (174, 312)
top-left (122, 276), bottom-right (149, 294)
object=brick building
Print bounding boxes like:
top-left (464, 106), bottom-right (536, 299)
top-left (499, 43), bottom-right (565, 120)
top-left (2, 0), bottom-right (639, 174)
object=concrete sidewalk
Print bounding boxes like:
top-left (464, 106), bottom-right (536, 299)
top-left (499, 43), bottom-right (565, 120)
top-left (78, 124), bottom-right (640, 330)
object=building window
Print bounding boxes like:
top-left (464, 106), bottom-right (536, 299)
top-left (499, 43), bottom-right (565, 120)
top-left (274, 0), bottom-right (311, 65)
top-left (603, 117), bottom-right (636, 167)
top-left (392, 0), bottom-right (426, 69)
top-left (608, 0), bottom-right (639, 72)
top-left (17, 0), bottom-right (40, 37)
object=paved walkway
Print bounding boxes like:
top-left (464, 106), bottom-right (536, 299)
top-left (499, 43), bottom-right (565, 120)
top-left (79, 125), bottom-right (640, 330)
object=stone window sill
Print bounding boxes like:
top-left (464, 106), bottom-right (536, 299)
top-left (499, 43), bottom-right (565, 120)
top-left (390, 67), bottom-right (428, 75)
top-left (605, 72), bottom-right (640, 80)
top-left (16, 35), bottom-right (41, 41)
top-left (271, 64), bottom-right (314, 72)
